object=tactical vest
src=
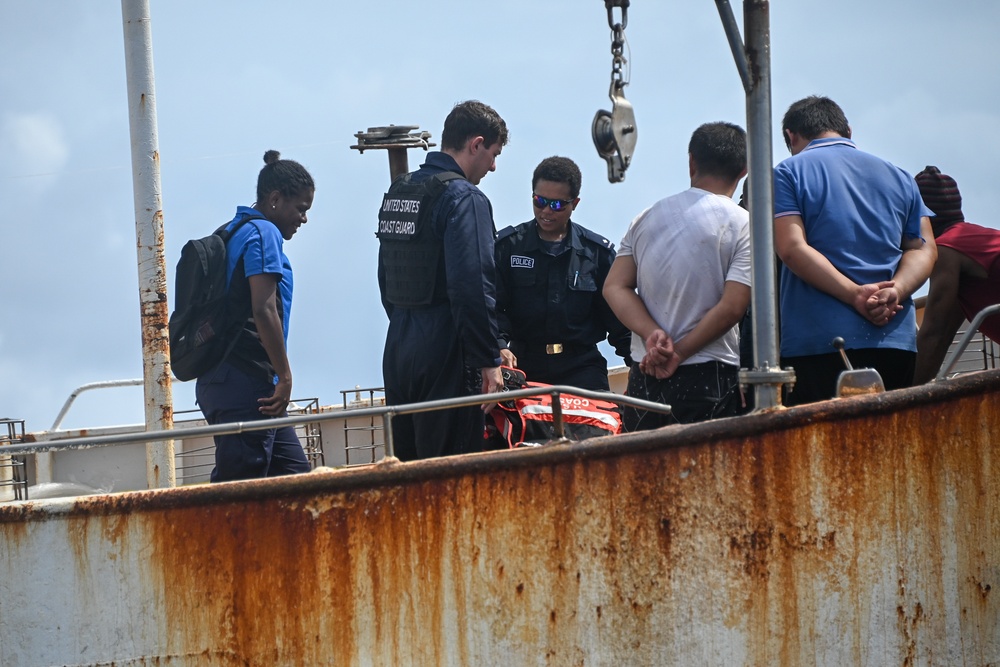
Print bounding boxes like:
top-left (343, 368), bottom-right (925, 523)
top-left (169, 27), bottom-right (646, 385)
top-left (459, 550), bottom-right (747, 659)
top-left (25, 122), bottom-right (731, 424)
top-left (377, 171), bottom-right (463, 307)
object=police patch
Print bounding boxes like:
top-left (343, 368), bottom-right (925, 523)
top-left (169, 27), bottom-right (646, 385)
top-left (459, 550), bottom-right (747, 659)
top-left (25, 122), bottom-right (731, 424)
top-left (510, 255), bottom-right (534, 269)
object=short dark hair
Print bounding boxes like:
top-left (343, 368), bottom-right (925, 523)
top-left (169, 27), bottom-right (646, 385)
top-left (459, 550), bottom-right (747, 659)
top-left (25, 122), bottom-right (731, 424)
top-left (532, 156), bottom-right (582, 198)
top-left (781, 96), bottom-right (850, 147)
top-left (256, 150), bottom-right (314, 202)
top-left (440, 100), bottom-right (509, 151)
top-left (688, 122), bottom-right (747, 181)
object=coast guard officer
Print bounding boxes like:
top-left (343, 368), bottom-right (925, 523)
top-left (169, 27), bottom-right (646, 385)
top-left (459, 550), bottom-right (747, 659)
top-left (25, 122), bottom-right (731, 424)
top-left (494, 156), bottom-right (631, 390)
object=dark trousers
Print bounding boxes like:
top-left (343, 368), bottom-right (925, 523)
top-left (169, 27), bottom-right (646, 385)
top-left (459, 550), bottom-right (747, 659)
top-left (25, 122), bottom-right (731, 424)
top-left (196, 362), bottom-right (310, 483)
top-left (623, 360), bottom-right (741, 432)
top-left (512, 343), bottom-right (610, 391)
top-left (781, 348), bottom-right (915, 406)
top-left (383, 308), bottom-right (485, 461)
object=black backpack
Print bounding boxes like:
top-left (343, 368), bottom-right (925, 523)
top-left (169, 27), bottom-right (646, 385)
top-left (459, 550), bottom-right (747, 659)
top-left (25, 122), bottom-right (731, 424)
top-left (168, 215), bottom-right (261, 381)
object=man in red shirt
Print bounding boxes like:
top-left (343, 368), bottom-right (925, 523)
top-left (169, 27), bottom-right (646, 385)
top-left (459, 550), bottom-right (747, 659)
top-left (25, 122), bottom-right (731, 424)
top-left (913, 166), bottom-right (1000, 383)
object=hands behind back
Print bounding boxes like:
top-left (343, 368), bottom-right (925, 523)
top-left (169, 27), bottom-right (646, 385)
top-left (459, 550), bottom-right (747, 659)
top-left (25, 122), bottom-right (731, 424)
top-left (639, 328), bottom-right (682, 380)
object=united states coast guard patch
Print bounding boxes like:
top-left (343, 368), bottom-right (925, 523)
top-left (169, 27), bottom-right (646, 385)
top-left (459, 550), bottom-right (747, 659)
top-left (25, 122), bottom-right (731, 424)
top-left (377, 193), bottom-right (421, 240)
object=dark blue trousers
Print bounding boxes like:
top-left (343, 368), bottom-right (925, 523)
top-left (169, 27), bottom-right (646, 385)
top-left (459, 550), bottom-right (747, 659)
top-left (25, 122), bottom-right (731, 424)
top-left (383, 305), bottom-right (485, 461)
top-left (196, 362), bottom-right (310, 483)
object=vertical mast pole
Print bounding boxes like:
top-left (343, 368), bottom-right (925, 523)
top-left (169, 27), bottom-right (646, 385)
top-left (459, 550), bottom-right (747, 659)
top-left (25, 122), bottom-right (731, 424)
top-left (121, 0), bottom-right (175, 488)
top-left (743, 0), bottom-right (792, 409)
top-left (719, 0), bottom-right (794, 408)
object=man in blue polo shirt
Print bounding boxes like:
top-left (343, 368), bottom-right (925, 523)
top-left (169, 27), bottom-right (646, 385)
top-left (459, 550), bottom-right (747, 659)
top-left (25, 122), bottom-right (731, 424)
top-left (773, 96), bottom-right (936, 405)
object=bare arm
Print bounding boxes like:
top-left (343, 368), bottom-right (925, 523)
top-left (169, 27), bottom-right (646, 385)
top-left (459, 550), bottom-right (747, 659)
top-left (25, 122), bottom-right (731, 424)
top-left (776, 214), bottom-right (906, 325)
top-left (248, 273), bottom-right (292, 416)
top-left (603, 255), bottom-right (660, 342)
top-left (674, 281), bottom-right (751, 362)
top-left (603, 255), bottom-right (676, 376)
top-left (868, 217), bottom-right (937, 324)
top-left (642, 281), bottom-right (751, 380)
top-left (913, 246), bottom-right (967, 384)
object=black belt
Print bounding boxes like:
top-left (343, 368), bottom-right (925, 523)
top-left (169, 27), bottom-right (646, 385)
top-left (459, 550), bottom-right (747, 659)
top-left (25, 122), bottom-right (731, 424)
top-left (518, 342), bottom-right (597, 356)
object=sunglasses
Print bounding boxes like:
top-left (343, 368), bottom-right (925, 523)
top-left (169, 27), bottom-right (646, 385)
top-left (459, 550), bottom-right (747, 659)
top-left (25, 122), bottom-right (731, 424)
top-left (532, 194), bottom-right (574, 211)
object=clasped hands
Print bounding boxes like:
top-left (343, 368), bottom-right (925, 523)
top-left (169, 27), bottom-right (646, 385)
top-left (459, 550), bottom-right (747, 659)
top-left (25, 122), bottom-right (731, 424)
top-left (639, 329), bottom-right (681, 380)
top-left (855, 281), bottom-right (902, 326)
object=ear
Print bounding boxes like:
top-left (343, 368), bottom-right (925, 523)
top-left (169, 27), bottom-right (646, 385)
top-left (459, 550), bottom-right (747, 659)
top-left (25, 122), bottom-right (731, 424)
top-left (468, 135), bottom-right (485, 154)
top-left (845, 126), bottom-right (853, 139)
top-left (266, 190), bottom-right (282, 210)
top-left (688, 153), bottom-right (697, 179)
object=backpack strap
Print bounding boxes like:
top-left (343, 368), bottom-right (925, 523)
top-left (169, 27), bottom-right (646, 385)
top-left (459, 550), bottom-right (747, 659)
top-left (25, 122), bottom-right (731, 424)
top-left (419, 171), bottom-right (465, 210)
top-left (212, 212), bottom-right (268, 372)
top-left (214, 212), bottom-right (266, 240)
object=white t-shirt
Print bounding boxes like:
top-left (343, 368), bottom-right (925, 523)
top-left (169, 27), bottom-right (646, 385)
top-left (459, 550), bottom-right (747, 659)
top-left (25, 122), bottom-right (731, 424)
top-left (617, 187), bottom-right (751, 366)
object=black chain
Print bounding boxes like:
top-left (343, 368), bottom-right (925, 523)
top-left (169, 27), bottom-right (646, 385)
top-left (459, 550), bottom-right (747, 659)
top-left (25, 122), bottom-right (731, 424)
top-left (604, 0), bottom-right (630, 88)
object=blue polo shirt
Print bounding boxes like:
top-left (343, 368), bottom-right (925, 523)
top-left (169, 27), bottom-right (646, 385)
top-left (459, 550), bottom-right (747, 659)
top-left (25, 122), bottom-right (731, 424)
top-left (773, 138), bottom-right (930, 356)
top-left (225, 206), bottom-right (293, 347)
top-left (213, 206), bottom-right (295, 383)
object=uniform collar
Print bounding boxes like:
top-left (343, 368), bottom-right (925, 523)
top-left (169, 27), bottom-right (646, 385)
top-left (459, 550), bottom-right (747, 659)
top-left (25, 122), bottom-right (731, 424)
top-left (422, 151), bottom-right (468, 179)
top-left (523, 219), bottom-right (584, 251)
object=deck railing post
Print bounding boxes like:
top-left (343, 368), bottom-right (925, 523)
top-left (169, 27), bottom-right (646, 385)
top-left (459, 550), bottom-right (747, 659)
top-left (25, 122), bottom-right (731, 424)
top-left (382, 412), bottom-right (395, 459)
top-left (549, 391), bottom-right (565, 440)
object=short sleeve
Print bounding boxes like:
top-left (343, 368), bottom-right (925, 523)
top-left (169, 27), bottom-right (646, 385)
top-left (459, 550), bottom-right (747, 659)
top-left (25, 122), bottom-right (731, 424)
top-left (773, 161), bottom-right (800, 219)
top-left (617, 206), bottom-right (652, 258)
top-left (241, 221), bottom-right (285, 278)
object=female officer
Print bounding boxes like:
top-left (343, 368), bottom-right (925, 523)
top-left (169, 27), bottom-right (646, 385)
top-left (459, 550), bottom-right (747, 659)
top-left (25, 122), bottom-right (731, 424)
top-left (196, 150), bottom-right (315, 482)
top-left (494, 156), bottom-right (631, 390)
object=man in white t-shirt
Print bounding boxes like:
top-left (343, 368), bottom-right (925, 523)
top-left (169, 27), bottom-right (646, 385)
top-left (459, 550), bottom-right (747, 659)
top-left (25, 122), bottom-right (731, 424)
top-left (604, 122), bottom-right (751, 429)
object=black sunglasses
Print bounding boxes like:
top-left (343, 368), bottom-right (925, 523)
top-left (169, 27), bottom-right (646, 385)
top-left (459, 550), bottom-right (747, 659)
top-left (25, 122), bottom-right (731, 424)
top-left (532, 194), bottom-right (574, 211)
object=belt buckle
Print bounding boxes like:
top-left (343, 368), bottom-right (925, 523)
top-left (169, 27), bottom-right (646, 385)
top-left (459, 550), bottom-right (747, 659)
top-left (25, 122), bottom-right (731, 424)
top-left (546, 343), bottom-right (563, 355)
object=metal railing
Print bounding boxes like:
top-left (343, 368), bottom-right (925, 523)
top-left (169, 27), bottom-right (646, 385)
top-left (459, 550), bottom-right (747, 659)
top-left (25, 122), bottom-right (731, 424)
top-left (340, 386), bottom-right (386, 465)
top-left (3, 387), bottom-right (672, 463)
top-left (0, 419), bottom-right (29, 501)
top-left (172, 398), bottom-right (325, 484)
top-left (936, 304), bottom-right (1000, 381)
top-left (48, 379), bottom-right (144, 431)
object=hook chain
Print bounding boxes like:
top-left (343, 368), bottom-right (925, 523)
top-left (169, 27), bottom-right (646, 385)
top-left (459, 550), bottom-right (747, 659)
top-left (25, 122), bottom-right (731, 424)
top-left (605, 0), bottom-right (630, 88)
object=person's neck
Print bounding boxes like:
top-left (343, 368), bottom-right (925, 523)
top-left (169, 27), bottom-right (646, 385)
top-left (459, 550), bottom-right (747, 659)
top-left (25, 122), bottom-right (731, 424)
top-left (536, 223), bottom-right (569, 243)
top-left (812, 130), bottom-right (846, 141)
top-left (441, 147), bottom-right (469, 177)
top-left (690, 175), bottom-right (738, 198)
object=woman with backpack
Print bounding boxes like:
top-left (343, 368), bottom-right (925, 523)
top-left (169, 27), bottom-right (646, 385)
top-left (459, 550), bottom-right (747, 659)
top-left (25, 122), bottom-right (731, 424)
top-left (195, 150), bottom-right (315, 482)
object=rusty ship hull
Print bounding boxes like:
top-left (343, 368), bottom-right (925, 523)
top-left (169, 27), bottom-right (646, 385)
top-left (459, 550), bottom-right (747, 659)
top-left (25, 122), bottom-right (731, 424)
top-left (2, 371), bottom-right (997, 666)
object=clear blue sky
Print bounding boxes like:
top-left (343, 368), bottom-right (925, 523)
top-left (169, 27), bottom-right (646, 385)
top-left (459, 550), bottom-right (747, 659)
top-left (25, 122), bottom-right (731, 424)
top-left (2, 1), bottom-right (997, 432)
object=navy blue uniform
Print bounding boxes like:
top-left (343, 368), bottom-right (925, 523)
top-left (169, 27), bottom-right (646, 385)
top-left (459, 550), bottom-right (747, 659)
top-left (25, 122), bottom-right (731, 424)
top-left (378, 152), bottom-right (502, 460)
top-left (494, 220), bottom-right (631, 390)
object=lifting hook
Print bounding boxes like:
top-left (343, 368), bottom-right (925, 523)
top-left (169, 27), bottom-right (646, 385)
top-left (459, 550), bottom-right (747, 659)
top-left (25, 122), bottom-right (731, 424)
top-left (593, 0), bottom-right (636, 183)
